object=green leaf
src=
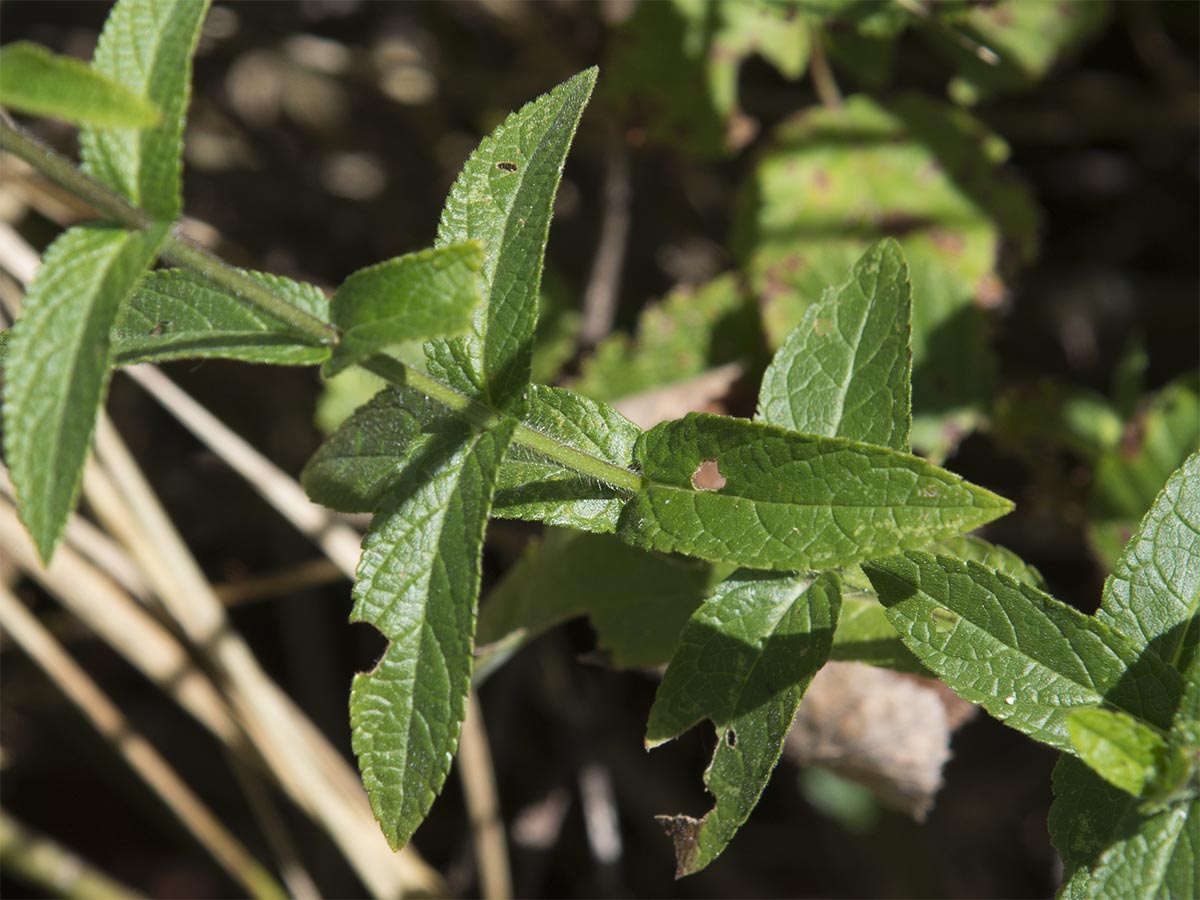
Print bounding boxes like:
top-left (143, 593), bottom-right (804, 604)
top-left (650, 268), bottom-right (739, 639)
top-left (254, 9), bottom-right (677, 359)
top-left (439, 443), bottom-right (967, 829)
top-left (303, 383), bottom-right (639, 532)
top-left (0, 41), bottom-right (162, 127)
top-left (757, 239), bottom-right (911, 450)
top-left (932, 0), bottom-right (1110, 105)
top-left (425, 68), bottom-right (596, 411)
top-left (492, 386), bottom-right (640, 534)
top-left (80, 0), bottom-right (210, 220)
top-left (1089, 377), bottom-right (1200, 572)
top-left (476, 530), bottom-right (718, 670)
top-left (314, 367), bottom-right (387, 436)
top-left (575, 274), bottom-right (760, 403)
top-left (326, 242), bottom-right (483, 376)
top-left (647, 570), bottom-right (840, 876)
top-left (734, 94), bottom-right (1038, 460)
top-left (931, 534), bottom-right (1047, 590)
top-left (1099, 451), bottom-right (1200, 673)
top-left (830, 596), bottom-right (925, 675)
top-left (862, 552), bottom-right (1183, 755)
top-left (617, 413), bottom-right (1012, 572)
top-left (3, 223), bottom-right (168, 562)
top-left (1067, 708), bottom-right (1167, 797)
top-left (111, 268), bottom-right (330, 366)
top-left (349, 418), bottom-right (514, 850)
top-left (605, 0), bottom-right (809, 158)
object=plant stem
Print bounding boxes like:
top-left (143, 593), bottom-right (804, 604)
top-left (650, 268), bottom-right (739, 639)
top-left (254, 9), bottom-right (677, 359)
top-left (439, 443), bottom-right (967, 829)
top-left (1, 118), bottom-right (647, 496)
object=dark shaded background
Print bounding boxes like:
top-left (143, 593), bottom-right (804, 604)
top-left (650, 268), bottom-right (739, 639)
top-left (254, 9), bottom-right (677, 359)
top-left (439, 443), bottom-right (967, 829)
top-left (2, 2), bottom-right (1197, 898)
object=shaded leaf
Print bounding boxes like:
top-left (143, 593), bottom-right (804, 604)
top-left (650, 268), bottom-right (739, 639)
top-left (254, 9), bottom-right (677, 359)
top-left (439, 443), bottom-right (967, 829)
top-left (1089, 377), bottom-right (1200, 572)
top-left (476, 530), bottom-right (719, 670)
top-left (492, 386), bottom-right (640, 534)
top-left (0, 41), bottom-right (161, 127)
top-left (830, 597), bottom-right (925, 675)
top-left (80, 0), bottom-right (209, 219)
top-left (3, 223), bottom-right (168, 562)
top-left (734, 94), bottom-right (1038, 460)
top-left (757, 239), bottom-right (911, 450)
top-left (863, 552), bottom-right (1183, 755)
top-left (618, 413), bottom-right (1012, 571)
top-left (648, 570), bottom-right (839, 876)
top-left (426, 68), bottom-right (596, 411)
top-left (605, 0), bottom-right (809, 157)
top-left (112, 268), bottom-right (330, 366)
top-left (349, 418), bottom-right (514, 849)
top-left (327, 242), bottom-right (483, 376)
top-left (575, 274), bottom-right (760, 404)
top-left (1066, 708), bottom-right (1166, 798)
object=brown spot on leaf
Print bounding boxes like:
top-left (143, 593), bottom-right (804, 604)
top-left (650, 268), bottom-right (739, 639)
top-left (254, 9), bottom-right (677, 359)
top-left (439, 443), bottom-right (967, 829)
top-left (812, 168), bottom-right (831, 191)
top-left (495, 161), bottom-right (518, 172)
top-left (692, 459), bottom-right (726, 491)
top-left (656, 814), bottom-right (703, 879)
top-left (813, 316), bottom-right (834, 337)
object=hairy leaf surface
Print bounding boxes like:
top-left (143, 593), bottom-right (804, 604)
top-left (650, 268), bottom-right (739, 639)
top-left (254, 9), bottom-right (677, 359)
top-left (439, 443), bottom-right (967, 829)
top-left (863, 553), bottom-right (1183, 755)
top-left (492, 386), bottom-right (640, 533)
top-left (113, 268), bottom-right (330, 365)
top-left (617, 414), bottom-right (1011, 571)
top-left (327, 243), bottom-right (483, 375)
top-left (1066, 708), bottom-right (1166, 797)
top-left (349, 419), bottom-right (514, 849)
top-left (757, 239), bottom-right (911, 450)
top-left (426, 69), bottom-right (596, 411)
top-left (0, 41), bottom-right (161, 127)
top-left (1098, 451), bottom-right (1200, 671)
top-left (3, 223), bottom-right (168, 562)
top-left (80, 0), bottom-right (209, 219)
top-left (647, 570), bottom-right (840, 876)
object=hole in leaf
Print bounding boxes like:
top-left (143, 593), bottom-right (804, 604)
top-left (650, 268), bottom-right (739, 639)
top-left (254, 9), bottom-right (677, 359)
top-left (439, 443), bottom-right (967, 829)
top-left (725, 729), bottom-right (737, 748)
top-left (692, 459), bottom-right (726, 491)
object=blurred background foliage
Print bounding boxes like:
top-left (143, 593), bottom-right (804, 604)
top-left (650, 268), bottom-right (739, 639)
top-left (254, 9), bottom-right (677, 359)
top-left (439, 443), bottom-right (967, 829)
top-left (1, 1), bottom-right (1196, 897)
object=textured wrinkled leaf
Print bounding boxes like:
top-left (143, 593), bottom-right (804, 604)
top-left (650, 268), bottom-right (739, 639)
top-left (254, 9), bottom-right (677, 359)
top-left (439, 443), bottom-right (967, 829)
top-left (648, 570), bottom-right (839, 876)
top-left (80, 0), bottom-right (209, 219)
top-left (757, 239), bottom-right (911, 450)
top-left (605, 0), bottom-right (808, 158)
top-left (1066, 708), bottom-right (1166, 797)
top-left (863, 553), bottom-right (1183, 755)
top-left (1099, 451), bottom-right (1200, 673)
top-left (931, 534), bottom-right (1047, 590)
top-left (1089, 377), bottom-right (1199, 571)
top-left (112, 268), bottom-right (330, 366)
top-left (932, 0), bottom-right (1110, 104)
top-left (575, 274), bottom-right (759, 403)
top-left (492, 386), bottom-right (640, 534)
top-left (0, 41), bottom-right (161, 127)
top-left (476, 530), bottom-right (718, 670)
top-left (734, 95), bottom-right (1038, 460)
top-left (426, 69), bottom-right (595, 411)
top-left (617, 413), bottom-right (1012, 572)
top-left (327, 242), bottom-right (483, 376)
top-left (3, 223), bottom-right (168, 562)
top-left (349, 419), bottom-right (514, 849)
top-left (314, 367), bottom-right (387, 436)
top-left (304, 383), bottom-right (639, 532)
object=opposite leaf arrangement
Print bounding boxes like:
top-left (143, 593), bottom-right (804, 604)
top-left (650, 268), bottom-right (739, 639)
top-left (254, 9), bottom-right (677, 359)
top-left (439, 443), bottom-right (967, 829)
top-left (0, 1), bottom-right (1195, 895)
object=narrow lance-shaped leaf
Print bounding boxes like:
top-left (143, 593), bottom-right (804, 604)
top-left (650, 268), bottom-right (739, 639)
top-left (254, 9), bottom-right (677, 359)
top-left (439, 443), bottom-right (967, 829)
top-left (617, 413), bottom-right (1011, 572)
top-left (349, 415), bottom-right (515, 849)
top-left (0, 41), bottom-right (162, 127)
top-left (647, 570), bottom-right (840, 877)
top-left (862, 552), bottom-right (1183, 755)
top-left (326, 242), bottom-right (484, 376)
top-left (80, 0), bottom-right (210, 219)
top-left (112, 268), bottom-right (331, 366)
top-left (1099, 451), bottom-right (1200, 672)
top-left (426, 68), bottom-right (597, 411)
top-left (757, 238), bottom-right (912, 451)
top-left (3, 223), bottom-right (168, 562)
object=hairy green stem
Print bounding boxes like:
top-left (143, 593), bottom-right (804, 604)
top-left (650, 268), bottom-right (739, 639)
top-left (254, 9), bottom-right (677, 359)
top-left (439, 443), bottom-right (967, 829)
top-left (1, 118), bottom-right (646, 496)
